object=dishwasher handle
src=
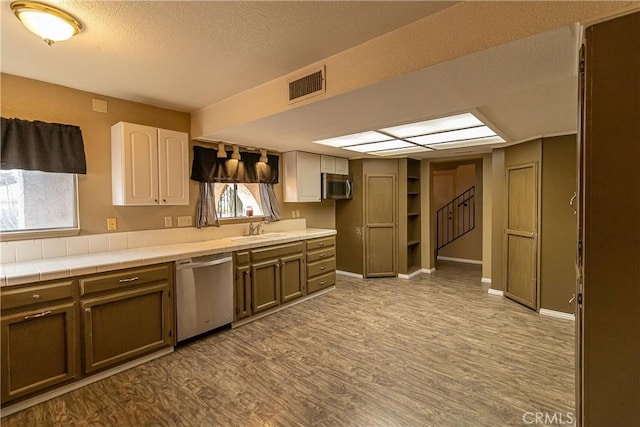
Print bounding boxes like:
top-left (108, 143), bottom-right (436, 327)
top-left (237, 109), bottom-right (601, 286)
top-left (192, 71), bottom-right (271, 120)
top-left (176, 256), bottom-right (232, 271)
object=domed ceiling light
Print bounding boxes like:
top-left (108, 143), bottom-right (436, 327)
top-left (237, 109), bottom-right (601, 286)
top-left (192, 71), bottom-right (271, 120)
top-left (10, 1), bottom-right (83, 46)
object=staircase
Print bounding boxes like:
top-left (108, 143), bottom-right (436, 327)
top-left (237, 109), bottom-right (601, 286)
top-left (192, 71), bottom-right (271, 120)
top-left (436, 186), bottom-right (475, 255)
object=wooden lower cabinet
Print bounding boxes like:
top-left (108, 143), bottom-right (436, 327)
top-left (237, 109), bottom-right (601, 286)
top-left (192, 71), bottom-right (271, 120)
top-left (234, 241), bottom-right (312, 321)
top-left (81, 283), bottom-right (172, 373)
top-left (1, 301), bottom-right (77, 404)
top-left (251, 259), bottom-right (281, 313)
top-left (306, 236), bottom-right (337, 294)
top-left (280, 253), bottom-right (304, 303)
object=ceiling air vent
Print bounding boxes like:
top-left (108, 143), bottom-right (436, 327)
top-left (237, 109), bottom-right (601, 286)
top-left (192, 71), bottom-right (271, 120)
top-left (287, 66), bottom-right (326, 104)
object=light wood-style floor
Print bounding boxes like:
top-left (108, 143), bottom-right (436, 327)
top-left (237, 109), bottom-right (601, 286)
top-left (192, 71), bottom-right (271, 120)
top-left (2, 262), bottom-right (575, 426)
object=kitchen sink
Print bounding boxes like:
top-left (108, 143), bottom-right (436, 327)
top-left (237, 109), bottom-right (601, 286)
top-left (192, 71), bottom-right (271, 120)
top-left (228, 235), bottom-right (266, 242)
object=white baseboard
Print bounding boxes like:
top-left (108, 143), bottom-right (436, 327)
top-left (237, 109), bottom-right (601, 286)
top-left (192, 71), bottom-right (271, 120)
top-left (539, 308), bottom-right (575, 321)
top-left (481, 277), bottom-right (492, 284)
top-left (437, 256), bottom-right (482, 265)
top-left (0, 347), bottom-right (174, 418)
top-left (336, 270), bottom-right (364, 279)
top-left (422, 267), bottom-right (435, 274)
top-left (488, 288), bottom-right (504, 296)
top-left (398, 269), bottom-right (424, 279)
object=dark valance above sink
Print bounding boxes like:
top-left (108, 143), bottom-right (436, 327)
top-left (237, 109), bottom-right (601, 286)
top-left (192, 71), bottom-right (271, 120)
top-left (190, 145), bottom-right (278, 184)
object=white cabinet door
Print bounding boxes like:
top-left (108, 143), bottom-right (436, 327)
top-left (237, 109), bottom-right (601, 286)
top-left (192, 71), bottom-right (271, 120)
top-left (158, 128), bottom-right (189, 205)
top-left (320, 155), bottom-right (336, 174)
top-left (112, 122), bottom-right (189, 206)
top-left (283, 152), bottom-right (321, 202)
top-left (112, 122), bottom-right (159, 205)
top-left (335, 157), bottom-right (349, 175)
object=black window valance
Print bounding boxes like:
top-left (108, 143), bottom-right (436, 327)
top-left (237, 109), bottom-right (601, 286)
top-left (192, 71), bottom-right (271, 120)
top-left (1, 117), bottom-right (87, 174)
top-left (191, 145), bottom-right (279, 184)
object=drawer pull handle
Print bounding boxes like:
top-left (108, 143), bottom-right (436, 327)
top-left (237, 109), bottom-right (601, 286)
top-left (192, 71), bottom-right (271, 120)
top-left (24, 310), bottom-right (51, 320)
top-left (32, 293), bottom-right (40, 300)
top-left (319, 281), bottom-right (326, 285)
top-left (319, 242), bottom-right (326, 247)
top-left (119, 276), bottom-right (139, 283)
top-left (319, 253), bottom-right (325, 258)
top-left (319, 266), bottom-right (326, 270)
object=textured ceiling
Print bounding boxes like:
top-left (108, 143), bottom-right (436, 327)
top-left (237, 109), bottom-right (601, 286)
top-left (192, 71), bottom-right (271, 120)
top-left (201, 24), bottom-right (581, 159)
top-left (0, 0), bottom-right (455, 112)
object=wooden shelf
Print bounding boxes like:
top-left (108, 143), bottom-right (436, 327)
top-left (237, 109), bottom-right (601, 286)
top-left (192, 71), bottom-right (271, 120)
top-left (407, 175), bottom-right (420, 180)
top-left (407, 240), bottom-right (420, 246)
top-left (407, 192), bottom-right (420, 196)
top-left (407, 265), bottom-right (421, 274)
top-left (408, 212), bottom-right (420, 217)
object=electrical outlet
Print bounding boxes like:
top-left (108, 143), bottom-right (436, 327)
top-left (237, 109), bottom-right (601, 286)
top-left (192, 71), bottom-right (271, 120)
top-left (164, 216), bottom-right (172, 228)
top-left (107, 217), bottom-right (117, 231)
top-left (177, 216), bottom-right (192, 227)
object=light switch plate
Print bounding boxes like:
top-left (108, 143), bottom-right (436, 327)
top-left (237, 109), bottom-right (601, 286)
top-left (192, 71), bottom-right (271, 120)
top-left (164, 216), bottom-right (172, 227)
top-left (107, 217), bottom-right (117, 231)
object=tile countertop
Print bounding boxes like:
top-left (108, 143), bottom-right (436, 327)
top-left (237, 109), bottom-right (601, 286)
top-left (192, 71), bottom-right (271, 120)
top-left (0, 228), bottom-right (336, 287)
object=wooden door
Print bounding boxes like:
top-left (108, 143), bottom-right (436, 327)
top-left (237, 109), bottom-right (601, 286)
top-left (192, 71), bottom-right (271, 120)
top-left (280, 253), bottom-right (305, 303)
top-left (365, 174), bottom-right (396, 277)
top-left (504, 163), bottom-right (538, 309)
top-left (1, 302), bottom-right (77, 403)
top-left (234, 264), bottom-right (252, 321)
top-left (251, 259), bottom-right (280, 313)
top-left (82, 284), bottom-right (171, 373)
top-left (157, 128), bottom-right (189, 205)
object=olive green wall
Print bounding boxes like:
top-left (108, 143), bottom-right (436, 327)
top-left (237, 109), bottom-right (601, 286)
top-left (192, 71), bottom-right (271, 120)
top-left (491, 136), bottom-right (579, 315)
top-left (1, 73), bottom-right (335, 236)
top-left (540, 135), bottom-right (577, 313)
top-left (336, 159), bottom-right (364, 274)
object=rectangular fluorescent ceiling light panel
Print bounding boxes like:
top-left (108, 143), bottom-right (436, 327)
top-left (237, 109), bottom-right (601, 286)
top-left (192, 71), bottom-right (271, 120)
top-left (311, 112), bottom-right (505, 156)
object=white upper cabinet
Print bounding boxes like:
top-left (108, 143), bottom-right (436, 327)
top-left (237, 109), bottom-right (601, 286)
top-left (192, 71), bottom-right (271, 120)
top-left (112, 122), bottom-right (189, 206)
top-left (283, 151), bottom-right (321, 203)
top-left (320, 155), bottom-right (349, 175)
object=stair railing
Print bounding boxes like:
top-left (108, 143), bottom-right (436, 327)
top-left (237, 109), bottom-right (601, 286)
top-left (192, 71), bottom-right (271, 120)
top-left (436, 186), bottom-right (475, 254)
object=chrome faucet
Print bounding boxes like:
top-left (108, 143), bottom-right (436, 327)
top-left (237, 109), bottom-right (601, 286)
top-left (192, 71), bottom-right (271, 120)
top-left (248, 221), bottom-right (265, 236)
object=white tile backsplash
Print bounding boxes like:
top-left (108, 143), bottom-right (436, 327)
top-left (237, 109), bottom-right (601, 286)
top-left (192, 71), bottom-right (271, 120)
top-left (127, 232), bottom-right (146, 249)
top-left (42, 238), bottom-right (67, 259)
top-left (108, 233), bottom-right (128, 252)
top-left (15, 240), bottom-right (43, 262)
top-left (88, 234), bottom-right (109, 254)
top-left (1, 218), bottom-right (310, 264)
top-left (66, 236), bottom-right (89, 256)
top-left (1, 242), bottom-right (17, 263)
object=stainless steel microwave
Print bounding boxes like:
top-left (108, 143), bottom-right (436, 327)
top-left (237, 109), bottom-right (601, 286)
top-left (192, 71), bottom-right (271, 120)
top-left (322, 173), bottom-right (353, 200)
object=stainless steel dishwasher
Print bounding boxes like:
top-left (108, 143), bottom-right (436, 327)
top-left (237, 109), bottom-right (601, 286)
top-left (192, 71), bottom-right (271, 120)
top-left (175, 253), bottom-right (233, 343)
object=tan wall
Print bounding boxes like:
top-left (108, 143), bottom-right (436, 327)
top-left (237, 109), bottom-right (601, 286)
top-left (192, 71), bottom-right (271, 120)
top-left (2, 73), bottom-right (193, 235)
top-left (191, 2), bottom-right (627, 138)
top-left (540, 135), bottom-right (577, 313)
top-left (482, 154), bottom-right (492, 279)
top-left (431, 159), bottom-right (483, 262)
top-left (1, 74), bottom-right (335, 236)
top-left (490, 149), bottom-right (505, 290)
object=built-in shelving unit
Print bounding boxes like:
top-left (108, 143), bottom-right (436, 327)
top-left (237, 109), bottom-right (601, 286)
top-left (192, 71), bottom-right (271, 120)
top-left (398, 158), bottom-right (421, 276)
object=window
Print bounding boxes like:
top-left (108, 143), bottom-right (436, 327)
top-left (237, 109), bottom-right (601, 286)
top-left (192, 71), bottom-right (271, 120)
top-left (215, 183), bottom-right (263, 219)
top-left (0, 169), bottom-right (78, 233)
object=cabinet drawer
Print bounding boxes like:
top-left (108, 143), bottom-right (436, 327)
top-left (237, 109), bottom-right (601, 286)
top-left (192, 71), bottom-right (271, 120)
top-left (1, 281), bottom-right (74, 310)
top-left (306, 247), bottom-right (335, 263)
top-left (307, 272), bottom-right (336, 294)
top-left (251, 242), bottom-right (304, 263)
top-left (307, 258), bottom-right (336, 279)
top-left (235, 251), bottom-right (250, 266)
top-left (306, 236), bottom-right (335, 251)
top-left (79, 265), bottom-right (169, 296)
